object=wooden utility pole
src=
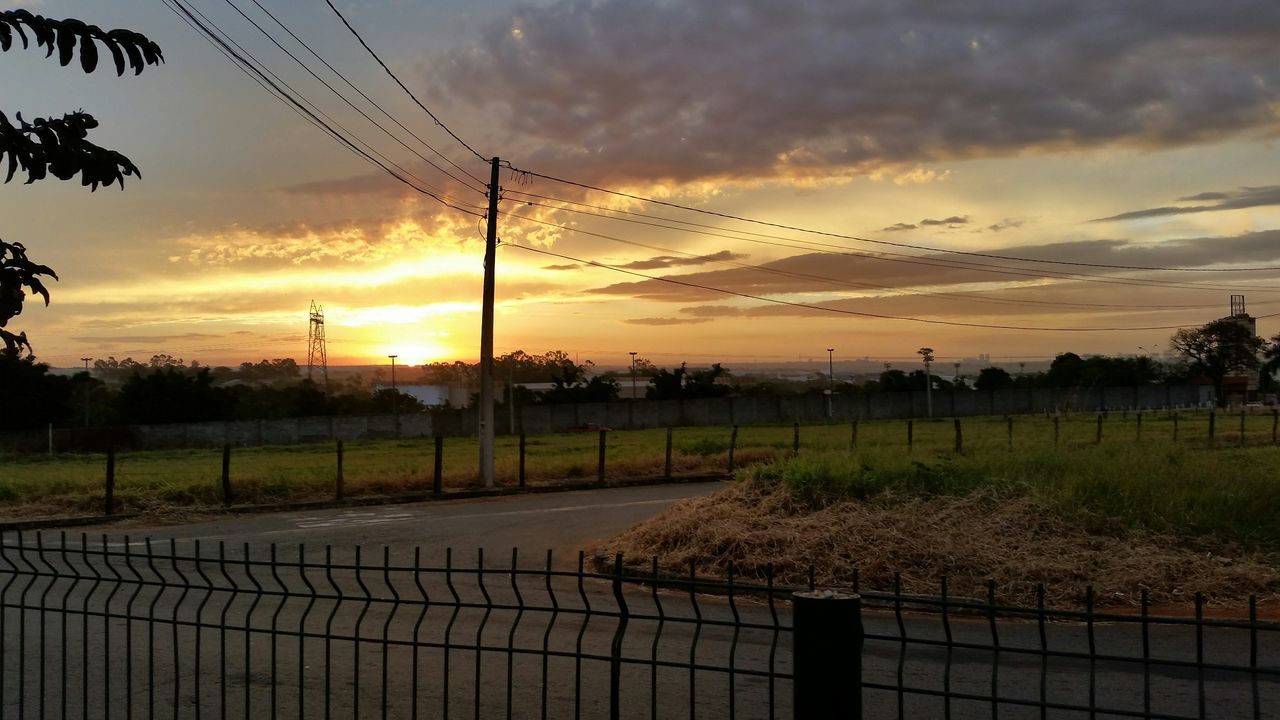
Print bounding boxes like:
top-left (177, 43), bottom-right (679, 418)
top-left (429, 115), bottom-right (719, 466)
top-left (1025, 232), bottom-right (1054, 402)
top-left (478, 157), bottom-right (500, 487)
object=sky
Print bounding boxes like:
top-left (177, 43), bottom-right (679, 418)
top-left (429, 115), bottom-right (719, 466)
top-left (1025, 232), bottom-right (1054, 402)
top-left (3, 0), bottom-right (1280, 369)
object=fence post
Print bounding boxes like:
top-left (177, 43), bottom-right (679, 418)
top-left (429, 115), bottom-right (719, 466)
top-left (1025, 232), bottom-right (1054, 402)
top-left (518, 433), bottom-right (527, 489)
top-left (335, 440), bottom-right (345, 500)
top-left (597, 429), bottom-right (607, 485)
top-left (1095, 414), bottom-right (1103, 445)
top-left (1273, 409), bottom-right (1278, 445)
top-left (1136, 412), bottom-right (1143, 441)
top-left (793, 589), bottom-right (862, 719)
top-left (728, 425), bottom-right (738, 472)
top-left (609, 553), bottom-right (629, 720)
top-left (664, 428), bottom-right (673, 478)
top-left (1173, 412), bottom-right (1180, 442)
top-left (432, 435), bottom-right (443, 496)
top-left (1240, 411), bottom-right (1247, 447)
top-left (906, 419), bottom-right (913, 453)
top-left (850, 419), bottom-right (859, 451)
top-left (1006, 416), bottom-right (1013, 450)
top-left (953, 418), bottom-right (962, 454)
top-left (1209, 411), bottom-right (1216, 448)
top-left (104, 448), bottom-right (116, 516)
top-left (220, 443), bottom-right (232, 507)
top-left (1053, 415), bottom-right (1060, 448)
top-left (792, 422), bottom-right (800, 454)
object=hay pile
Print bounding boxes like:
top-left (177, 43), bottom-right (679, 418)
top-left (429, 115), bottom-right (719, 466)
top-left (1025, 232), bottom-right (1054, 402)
top-left (600, 479), bottom-right (1280, 608)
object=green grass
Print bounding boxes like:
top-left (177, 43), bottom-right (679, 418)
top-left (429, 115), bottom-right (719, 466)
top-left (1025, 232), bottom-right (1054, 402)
top-left (1, 409), bottom-right (1277, 537)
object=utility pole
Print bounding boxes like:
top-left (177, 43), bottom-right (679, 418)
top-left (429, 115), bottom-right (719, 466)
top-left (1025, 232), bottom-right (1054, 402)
top-left (388, 354), bottom-right (399, 437)
top-left (918, 347), bottom-right (935, 418)
top-left (508, 363), bottom-right (516, 435)
top-left (478, 157), bottom-right (500, 487)
top-left (629, 351), bottom-right (638, 399)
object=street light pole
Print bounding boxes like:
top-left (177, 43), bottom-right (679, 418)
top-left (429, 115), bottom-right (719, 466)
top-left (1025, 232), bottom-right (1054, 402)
top-left (388, 354), bottom-right (399, 437)
top-left (81, 357), bottom-right (92, 427)
top-left (918, 347), bottom-right (935, 418)
top-left (629, 351), bottom-right (638, 399)
top-left (954, 361), bottom-right (961, 388)
top-left (826, 348), bottom-right (835, 418)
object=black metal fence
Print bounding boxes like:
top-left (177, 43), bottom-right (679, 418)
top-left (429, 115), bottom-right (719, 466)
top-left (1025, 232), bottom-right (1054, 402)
top-left (0, 533), bottom-right (1275, 718)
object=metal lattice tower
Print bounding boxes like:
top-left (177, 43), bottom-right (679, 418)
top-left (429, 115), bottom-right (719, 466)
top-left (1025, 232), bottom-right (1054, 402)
top-left (306, 300), bottom-right (328, 384)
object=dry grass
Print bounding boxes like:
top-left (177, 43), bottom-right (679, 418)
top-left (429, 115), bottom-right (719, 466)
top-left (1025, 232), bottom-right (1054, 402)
top-left (600, 478), bottom-right (1280, 608)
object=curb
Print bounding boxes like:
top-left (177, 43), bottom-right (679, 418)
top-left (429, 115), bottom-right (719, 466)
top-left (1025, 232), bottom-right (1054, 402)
top-left (0, 473), bottom-right (729, 531)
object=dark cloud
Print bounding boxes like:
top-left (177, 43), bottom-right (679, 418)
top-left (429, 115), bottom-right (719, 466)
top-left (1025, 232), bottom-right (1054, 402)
top-left (622, 317), bottom-right (714, 326)
top-left (987, 219), bottom-right (1026, 232)
top-left (543, 250), bottom-right (745, 272)
top-left (1093, 186), bottom-right (1280, 222)
top-left (434, 1), bottom-right (1280, 184)
top-left (587, 229), bottom-right (1280, 301)
top-left (920, 216), bottom-right (970, 226)
top-left (883, 223), bottom-right (918, 232)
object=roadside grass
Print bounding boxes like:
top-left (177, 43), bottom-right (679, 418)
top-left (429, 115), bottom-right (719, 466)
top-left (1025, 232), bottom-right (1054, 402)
top-left (0, 409), bottom-right (1275, 522)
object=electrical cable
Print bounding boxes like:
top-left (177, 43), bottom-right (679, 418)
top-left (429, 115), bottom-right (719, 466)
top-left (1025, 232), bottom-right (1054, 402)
top-left (323, 0), bottom-right (490, 165)
top-left (500, 240), bottom-right (1280, 332)
top-left (507, 168), bottom-right (1280, 274)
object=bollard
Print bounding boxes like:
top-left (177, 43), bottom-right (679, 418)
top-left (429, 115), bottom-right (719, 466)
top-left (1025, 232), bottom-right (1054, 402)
top-left (220, 443), bottom-right (232, 507)
top-left (728, 426), bottom-right (738, 472)
top-left (432, 435), bottom-right (444, 496)
top-left (793, 422), bottom-right (800, 454)
top-left (850, 419), bottom-right (859, 450)
top-left (597, 429), bottom-right (607, 484)
top-left (953, 418), bottom-right (963, 454)
top-left (664, 428), bottom-right (673, 478)
top-left (793, 590), bottom-right (863, 719)
top-left (907, 419), bottom-right (914, 452)
top-left (104, 448), bottom-right (116, 516)
top-left (335, 440), bottom-right (345, 500)
top-left (518, 433), bottom-right (527, 488)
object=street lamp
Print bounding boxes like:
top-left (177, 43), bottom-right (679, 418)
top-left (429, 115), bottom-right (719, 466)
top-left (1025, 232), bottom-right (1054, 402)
top-left (80, 357), bottom-right (92, 427)
top-left (387, 354), bottom-right (399, 437)
top-left (826, 348), bottom-right (835, 418)
top-left (918, 347), bottom-right (935, 418)
top-left (629, 351), bottom-right (638, 399)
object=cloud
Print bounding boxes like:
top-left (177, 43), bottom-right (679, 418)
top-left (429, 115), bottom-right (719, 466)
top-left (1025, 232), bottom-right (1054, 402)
top-left (987, 219), bottom-right (1027, 232)
top-left (542, 249), bottom-right (746, 272)
top-left (1093, 186), bottom-right (1280, 222)
top-left (920, 216), bottom-right (970, 227)
top-left (882, 223), bottom-right (917, 232)
top-left (622, 317), bottom-right (714, 326)
top-left (433, 0), bottom-right (1280, 185)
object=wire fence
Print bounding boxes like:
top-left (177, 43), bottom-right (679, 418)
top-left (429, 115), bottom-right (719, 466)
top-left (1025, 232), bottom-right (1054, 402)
top-left (0, 533), bottom-right (1275, 718)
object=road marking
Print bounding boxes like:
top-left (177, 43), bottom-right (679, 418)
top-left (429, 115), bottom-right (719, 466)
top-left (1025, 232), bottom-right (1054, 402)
top-left (264, 497), bottom-right (680, 536)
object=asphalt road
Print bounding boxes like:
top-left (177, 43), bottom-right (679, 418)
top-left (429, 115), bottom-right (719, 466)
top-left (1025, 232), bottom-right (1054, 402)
top-left (2, 482), bottom-right (1276, 718)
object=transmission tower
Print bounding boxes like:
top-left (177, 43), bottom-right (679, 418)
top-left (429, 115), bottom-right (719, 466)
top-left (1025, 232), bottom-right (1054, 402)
top-left (307, 301), bottom-right (328, 385)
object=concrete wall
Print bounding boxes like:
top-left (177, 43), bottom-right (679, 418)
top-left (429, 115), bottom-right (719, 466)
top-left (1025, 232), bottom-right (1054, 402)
top-left (28, 385), bottom-right (1213, 451)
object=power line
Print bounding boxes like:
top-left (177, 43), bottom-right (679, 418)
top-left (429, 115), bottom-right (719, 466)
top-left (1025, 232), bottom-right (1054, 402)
top-left (507, 168), bottom-right (1280, 274)
top-left (501, 241), bottom-right (1280, 332)
top-left (163, 0), bottom-right (484, 217)
top-left (510, 198), bottom-right (1280, 307)
top-left (234, 0), bottom-right (488, 192)
top-left (323, 0), bottom-right (490, 165)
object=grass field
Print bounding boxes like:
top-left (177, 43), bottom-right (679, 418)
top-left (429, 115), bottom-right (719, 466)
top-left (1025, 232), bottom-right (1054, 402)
top-left (1, 409), bottom-right (1277, 525)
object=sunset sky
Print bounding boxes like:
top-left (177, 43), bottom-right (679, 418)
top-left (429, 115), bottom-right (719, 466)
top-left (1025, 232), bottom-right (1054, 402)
top-left (4, 0), bottom-right (1280, 369)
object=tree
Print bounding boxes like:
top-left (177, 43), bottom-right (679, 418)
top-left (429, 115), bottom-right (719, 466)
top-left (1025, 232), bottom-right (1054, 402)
top-left (974, 366), bottom-right (1013, 392)
top-left (0, 10), bottom-right (163, 355)
top-left (1261, 332), bottom-right (1280, 391)
top-left (1169, 319), bottom-right (1264, 406)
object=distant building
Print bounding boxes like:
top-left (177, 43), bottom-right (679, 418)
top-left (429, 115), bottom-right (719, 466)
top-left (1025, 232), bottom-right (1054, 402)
top-left (1221, 294), bottom-right (1260, 403)
top-left (374, 383), bottom-right (469, 407)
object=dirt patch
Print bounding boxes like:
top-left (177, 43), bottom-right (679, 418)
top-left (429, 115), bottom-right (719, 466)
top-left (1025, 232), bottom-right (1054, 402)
top-left (598, 479), bottom-right (1280, 608)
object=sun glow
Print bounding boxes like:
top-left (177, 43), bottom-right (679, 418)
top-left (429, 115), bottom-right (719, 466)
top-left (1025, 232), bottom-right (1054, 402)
top-left (373, 339), bottom-right (454, 366)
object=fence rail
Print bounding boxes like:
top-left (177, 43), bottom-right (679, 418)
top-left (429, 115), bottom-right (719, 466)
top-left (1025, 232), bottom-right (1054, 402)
top-left (0, 533), bottom-right (1276, 718)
